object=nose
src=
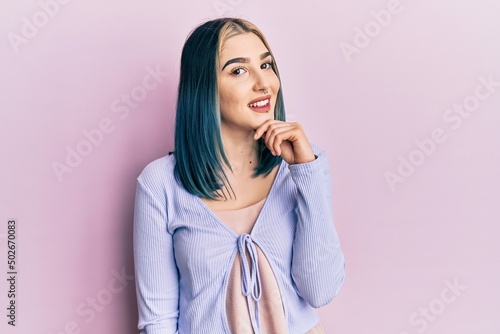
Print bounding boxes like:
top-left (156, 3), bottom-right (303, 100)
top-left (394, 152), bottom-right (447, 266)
top-left (252, 69), bottom-right (270, 93)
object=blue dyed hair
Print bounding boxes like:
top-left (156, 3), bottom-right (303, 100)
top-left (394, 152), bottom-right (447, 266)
top-left (174, 18), bottom-right (286, 199)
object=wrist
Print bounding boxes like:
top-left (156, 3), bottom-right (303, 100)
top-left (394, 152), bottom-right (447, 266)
top-left (293, 154), bottom-right (317, 165)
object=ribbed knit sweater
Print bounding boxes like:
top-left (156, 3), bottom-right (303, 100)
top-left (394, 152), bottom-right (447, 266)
top-left (133, 145), bottom-right (346, 334)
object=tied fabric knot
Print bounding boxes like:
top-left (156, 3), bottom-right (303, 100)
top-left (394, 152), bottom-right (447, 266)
top-left (237, 233), bottom-right (262, 333)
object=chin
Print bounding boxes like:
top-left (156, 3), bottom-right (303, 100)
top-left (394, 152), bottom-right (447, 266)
top-left (255, 111), bottom-right (274, 121)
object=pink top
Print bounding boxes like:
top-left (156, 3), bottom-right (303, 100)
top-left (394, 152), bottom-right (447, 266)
top-left (214, 198), bottom-right (325, 334)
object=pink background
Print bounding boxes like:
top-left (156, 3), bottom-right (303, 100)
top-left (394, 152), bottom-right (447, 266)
top-left (1, 1), bottom-right (499, 333)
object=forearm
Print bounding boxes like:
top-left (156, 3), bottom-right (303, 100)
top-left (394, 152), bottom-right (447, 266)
top-left (134, 179), bottom-right (179, 333)
top-left (289, 151), bottom-right (345, 308)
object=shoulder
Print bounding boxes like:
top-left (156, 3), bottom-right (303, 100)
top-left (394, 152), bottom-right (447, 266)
top-left (136, 153), bottom-right (176, 190)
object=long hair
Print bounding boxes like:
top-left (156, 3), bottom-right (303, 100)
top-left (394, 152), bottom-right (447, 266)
top-left (174, 18), bottom-right (286, 199)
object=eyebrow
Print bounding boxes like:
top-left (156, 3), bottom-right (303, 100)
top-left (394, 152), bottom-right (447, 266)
top-left (221, 51), bottom-right (272, 71)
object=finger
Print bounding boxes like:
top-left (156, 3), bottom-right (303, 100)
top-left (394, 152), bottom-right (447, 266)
top-left (271, 128), bottom-right (298, 156)
top-left (254, 120), bottom-right (283, 140)
top-left (253, 120), bottom-right (272, 140)
top-left (265, 125), bottom-right (295, 155)
top-left (264, 124), bottom-right (292, 155)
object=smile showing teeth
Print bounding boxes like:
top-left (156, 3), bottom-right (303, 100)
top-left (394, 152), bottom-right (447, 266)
top-left (248, 99), bottom-right (270, 108)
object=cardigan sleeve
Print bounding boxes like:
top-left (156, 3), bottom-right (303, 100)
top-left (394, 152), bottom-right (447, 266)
top-left (133, 172), bottom-right (179, 334)
top-left (288, 146), bottom-right (346, 308)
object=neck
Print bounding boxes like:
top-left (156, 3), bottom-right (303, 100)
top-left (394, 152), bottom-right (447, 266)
top-left (220, 125), bottom-right (259, 175)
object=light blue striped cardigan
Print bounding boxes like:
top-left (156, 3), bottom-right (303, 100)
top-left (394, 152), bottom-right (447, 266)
top-left (133, 145), bottom-right (345, 334)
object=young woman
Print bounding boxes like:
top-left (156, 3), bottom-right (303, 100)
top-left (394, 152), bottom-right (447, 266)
top-left (133, 18), bottom-right (345, 334)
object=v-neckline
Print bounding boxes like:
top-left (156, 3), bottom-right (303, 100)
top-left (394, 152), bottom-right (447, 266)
top-left (195, 160), bottom-right (285, 239)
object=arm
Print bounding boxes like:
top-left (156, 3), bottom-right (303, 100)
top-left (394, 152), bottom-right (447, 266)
top-left (288, 147), bottom-right (346, 308)
top-left (133, 177), bottom-right (179, 333)
top-left (253, 120), bottom-right (346, 307)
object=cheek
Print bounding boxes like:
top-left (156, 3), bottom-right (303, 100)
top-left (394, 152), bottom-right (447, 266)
top-left (272, 76), bottom-right (280, 92)
top-left (219, 90), bottom-right (235, 111)
top-left (219, 90), bottom-right (245, 120)
top-left (220, 83), bottom-right (241, 104)
top-left (271, 77), bottom-right (280, 101)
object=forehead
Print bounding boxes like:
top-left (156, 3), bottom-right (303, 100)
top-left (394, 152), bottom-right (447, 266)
top-left (219, 33), bottom-right (269, 61)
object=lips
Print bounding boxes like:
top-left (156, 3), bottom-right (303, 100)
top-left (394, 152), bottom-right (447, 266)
top-left (248, 98), bottom-right (269, 108)
top-left (247, 95), bottom-right (271, 113)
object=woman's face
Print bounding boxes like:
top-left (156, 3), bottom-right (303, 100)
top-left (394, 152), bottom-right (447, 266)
top-left (218, 33), bottom-right (280, 133)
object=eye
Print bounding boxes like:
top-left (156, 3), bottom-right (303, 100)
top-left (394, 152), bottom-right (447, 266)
top-left (230, 66), bottom-right (247, 76)
top-left (261, 62), bottom-right (274, 70)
